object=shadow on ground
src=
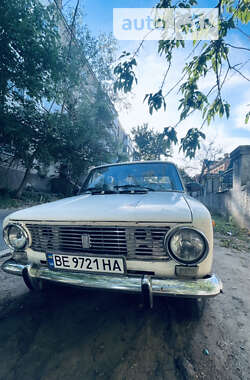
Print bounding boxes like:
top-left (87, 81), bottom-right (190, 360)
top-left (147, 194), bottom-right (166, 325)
top-left (0, 284), bottom-right (203, 380)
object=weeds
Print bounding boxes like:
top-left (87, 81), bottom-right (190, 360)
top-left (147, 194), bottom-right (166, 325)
top-left (212, 214), bottom-right (250, 252)
top-left (0, 188), bottom-right (62, 209)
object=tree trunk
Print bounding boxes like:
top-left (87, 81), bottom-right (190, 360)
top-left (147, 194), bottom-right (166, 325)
top-left (15, 162), bottom-right (33, 198)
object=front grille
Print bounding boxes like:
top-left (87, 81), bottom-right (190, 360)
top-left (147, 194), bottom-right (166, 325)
top-left (25, 224), bottom-right (170, 258)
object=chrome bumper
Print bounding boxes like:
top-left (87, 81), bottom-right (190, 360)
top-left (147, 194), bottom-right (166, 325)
top-left (2, 259), bottom-right (223, 298)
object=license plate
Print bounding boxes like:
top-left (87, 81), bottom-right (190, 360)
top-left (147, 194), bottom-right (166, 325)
top-left (47, 253), bottom-right (125, 274)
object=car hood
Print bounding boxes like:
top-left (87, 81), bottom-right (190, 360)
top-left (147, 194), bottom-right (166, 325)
top-left (7, 192), bottom-right (192, 223)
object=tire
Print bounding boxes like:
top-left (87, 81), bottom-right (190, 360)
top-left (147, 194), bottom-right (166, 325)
top-left (184, 298), bottom-right (206, 319)
top-left (171, 297), bottom-right (206, 320)
top-left (142, 282), bottom-right (153, 309)
top-left (22, 267), bottom-right (46, 291)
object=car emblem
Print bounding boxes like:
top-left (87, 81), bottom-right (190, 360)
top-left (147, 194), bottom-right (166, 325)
top-left (82, 234), bottom-right (90, 249)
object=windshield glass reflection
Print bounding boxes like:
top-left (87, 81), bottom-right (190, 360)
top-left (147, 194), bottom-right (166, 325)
top-left (81, 163), bottom-right (184, 193)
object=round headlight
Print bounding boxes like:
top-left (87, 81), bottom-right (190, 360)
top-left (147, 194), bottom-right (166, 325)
top-left (165, 227), bottom-right (208, 264)
top-left (3, 224), bottom-right (28, 250)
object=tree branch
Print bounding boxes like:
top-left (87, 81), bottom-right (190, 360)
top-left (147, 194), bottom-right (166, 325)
top-left (217, 0), bottom-right (222, 17)
top-left (215, 47), bottom-right (221, 99)
top-left (40, 104), bottom-right (50, 114)
top-left (235, 26), bottom-right (250, 39)
top-left (163, 41), bottom-right (201, 99)
top-left (220, 66), bottom-right (230, 89)
top-left (160, 61), bottom-right (171, 90)
top-left (132, 29), bottom-right (155, 59)
top-left (49, 99), bottom-right (56, 113)
top-left (226, 56), bottom-right (250, 82)
top-left (231, 66), bottom-right (250, 82)
top-left (68, 0), bottom-right (80, 56)
top-left (164, 72), bottom-right (186, 98)
top-left (6, 84), bottom-right (16, 94)
top-left (226, 43), bottom-right (250, 52)
top-left (205, 83), bottom-right (218, 98)
top-left (170, 82), bottom-right (218, 132)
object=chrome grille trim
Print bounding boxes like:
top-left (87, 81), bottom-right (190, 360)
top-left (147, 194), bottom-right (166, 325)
top-left (25, 224), bottom-right (170, 258)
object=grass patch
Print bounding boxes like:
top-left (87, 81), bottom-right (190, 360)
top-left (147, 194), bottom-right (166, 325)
top-left (0, 189), bottom-right (63, 209)
top-left (212, 214), bottom-right (250, 251)
top-left (0, 194), bottom-right (24, 209)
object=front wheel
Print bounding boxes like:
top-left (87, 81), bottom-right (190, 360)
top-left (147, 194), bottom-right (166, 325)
top-left (22, 267), bottom-right (46, 291)
top-left (171, 297), bottom-right (206, 320)
top-left (183, 298), bottom-right (206, 319)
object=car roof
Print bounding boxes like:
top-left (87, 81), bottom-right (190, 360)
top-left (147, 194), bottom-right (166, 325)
top-left (93, 160), bottom-right (177, 170)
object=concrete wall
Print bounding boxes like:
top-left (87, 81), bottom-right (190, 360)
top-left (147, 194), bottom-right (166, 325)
top-left (0, 166), bottom-right (50, 193)
top-left (196, 146), bottom-right (250, 230)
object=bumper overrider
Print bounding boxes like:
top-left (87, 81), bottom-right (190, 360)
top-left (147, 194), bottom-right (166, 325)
top-left (2, 258), bottom-right (223, 305)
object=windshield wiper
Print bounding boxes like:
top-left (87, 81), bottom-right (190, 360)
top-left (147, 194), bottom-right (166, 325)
top-left (114, 185), bottom-right (155, 193)
top-left (82, 187), bottom-right (118, 195)
top-left (82, 187), bottom-right (100, 193)
top-left (82, 184), bottom-right (155, 194)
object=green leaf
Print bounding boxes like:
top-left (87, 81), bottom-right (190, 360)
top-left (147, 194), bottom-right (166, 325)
top-left (131, 123), bottom-right (175, 160)
top-left (113, 57), bottom-right (138, 94)
top-left (225, 103), bottom-right (230, 119)
top-left (219, 104), bottom-right (224, 117)
top-left (245, 111), bottom-right (250, 124)
top-left (180, 128), bottom-right (206, 159)
top-left (145, 90), bottom-right (166, 114)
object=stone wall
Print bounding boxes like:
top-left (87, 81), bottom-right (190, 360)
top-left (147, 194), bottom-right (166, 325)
top-left (196, 145), bottom-right (250, 230)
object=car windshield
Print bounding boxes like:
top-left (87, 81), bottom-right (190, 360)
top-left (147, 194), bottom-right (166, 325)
top-left (81, 162), bottom-right (184, 193)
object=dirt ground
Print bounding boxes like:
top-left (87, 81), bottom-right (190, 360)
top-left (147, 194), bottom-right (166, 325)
top-left (0, 236), bottom-right (249, 380)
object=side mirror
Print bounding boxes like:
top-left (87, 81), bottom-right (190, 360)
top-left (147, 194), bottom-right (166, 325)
top-left (186, 182), bottom-right (202, 192)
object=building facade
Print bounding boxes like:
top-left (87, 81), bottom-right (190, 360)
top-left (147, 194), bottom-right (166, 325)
top-left (0, 0), bottom-right (133, 193)
top-left (196, 146), bottom-right (250, 229)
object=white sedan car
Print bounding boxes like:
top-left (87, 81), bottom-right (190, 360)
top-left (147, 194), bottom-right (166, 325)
top-left (2, 161), bottom-right (222, 309)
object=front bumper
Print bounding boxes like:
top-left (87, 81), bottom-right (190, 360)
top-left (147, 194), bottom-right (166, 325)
top-left (2, 258), bottom-right (223, 299)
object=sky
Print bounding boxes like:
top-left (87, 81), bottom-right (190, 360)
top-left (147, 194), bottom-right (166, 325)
top-left (74, 0), bottom-right (250, 173)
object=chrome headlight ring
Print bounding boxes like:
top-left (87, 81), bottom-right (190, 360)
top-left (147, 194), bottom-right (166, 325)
top-left (164, 227), bottom-right (209, 265)
top-left (3, 223), bottom-right (30, 250)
